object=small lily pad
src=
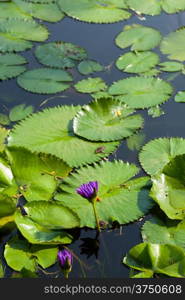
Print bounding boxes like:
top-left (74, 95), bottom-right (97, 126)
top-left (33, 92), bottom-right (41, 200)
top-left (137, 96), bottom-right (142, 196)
top-left (116, 51), bottom-right (159, 74)
top-left (159, 61), bottom-right (184, 72)
top-left (35, 42), bottom-right (87, 69)
top-left (17, 68), bottom-right (73, 94)
top-left (175, 91), bottom-right (185, 102)
top-left (115, 24), bottom-right (162, 51)
top-left (78, 60), bottom-right (104, 75)
top-left (73, 98), bottom-right (144, 141)
top-left (74, 77), bottom-right (107, 94)
top-left (0, 113), bottom-right (10, 125)
top-left (148, 106), bottom-right (165, 118)
top-left (9, 104), bottom-right (34, 122)
top-left (0, 53), bottom-right (27, 80)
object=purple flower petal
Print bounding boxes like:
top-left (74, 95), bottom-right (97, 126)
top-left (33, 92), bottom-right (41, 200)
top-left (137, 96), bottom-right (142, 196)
top-left (76, 181), bottom-right (99, 200)
top-left (58, 249), bottom-right (73, 268)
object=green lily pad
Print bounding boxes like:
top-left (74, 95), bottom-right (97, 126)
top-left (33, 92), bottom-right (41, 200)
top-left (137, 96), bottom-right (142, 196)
top-left (116, 51), bottom-right (159, 74)
top-left (142, 216), bottom-right (185, 249)
top-left (175, 91), bottom-right (185, 102)
top-left (74, 77), bottom-right (107, 94)
top-left (91, 91), bottom-right (111, 99)
top-left (6, 147), bottom-right (71, 201)
top-left (13, 0), bottom-right (65, 22)
top-left (8, 106), bottom-right (118, 167)
top-left (151, 154), bottom-right (185, 220)
top-left (15, 210), bottom-right (73, 245)
top-left (139, 138), bottom-right (185, 176)
top-left (123, 242), bottom-right (185, 278)
top-left (17, 68), bottom-right (73, 94)
top-left (148, 106), bottom-right (165, 118)
top-left (55, 160), bottom-right (153, 228)
top-left (73, 98), bottom-right (144, 141)
top-left (0, 114), bottom-right (10, 126)
top-left (161, 0), bottom-right (185, 13)
top-left (0, 156), bottom-right (14, 186)
top-left (0, 2), bottom-right (32, 20)
top-left (4, 236), bottom-right (58, 272)
top-left (23, 201), bottom-right (80, 229)
top-left (58, 0), bottom-right (131, 24)
top-left (126, 0), bottom-right (161, 15)
top-left (108, 77), bottom-right (172, 109)
top-left (78, 60), bottom-right (104, 75)
top-left (0, 53), bottom-right (27, 80)
top-left (0, 194), bottom-right (17, 218)
top-left (115, 24), bottom-right (162, 51)
top-left (9, 104), bottom-right (34, 122)
top-left (35, 42), bottom-right (87, 69)
top-left (160, 28), bottom-right (185, 62)
top-left (0, 261), bottom-right (4, 278)
top-left (159, 61), bottom-right (184, 72)
top-left (0, 127), bottom-right (8, 152)
top-left (126, 132), bottom-right (145, 151)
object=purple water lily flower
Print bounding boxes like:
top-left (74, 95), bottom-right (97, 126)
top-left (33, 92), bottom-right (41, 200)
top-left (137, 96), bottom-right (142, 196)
top-left (76, 181), bottom-right (98, 200)
top-left (58, 249), bottom-right (73, 269)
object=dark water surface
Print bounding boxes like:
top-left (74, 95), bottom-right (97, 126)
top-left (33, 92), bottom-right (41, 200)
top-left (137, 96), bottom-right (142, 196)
top-left (1, 11), bottom-right (185, 278)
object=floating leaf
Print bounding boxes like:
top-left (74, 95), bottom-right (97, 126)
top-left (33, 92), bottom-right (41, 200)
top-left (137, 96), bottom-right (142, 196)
top-left (17, 68), bottom-right (73, 94)
top-left (78, 60), bottom-right (104, 75)
top-left (4, 236), bottom-right (58, 272)
top-left (0, 261), bottom-right (4, 278)
top-left (116, 51), bottom-right (159, 74)
top-left (126, 0), bottom-right (161, 15)
top-left (108, 77), bottom-right (172, 109)
top-left (175, 91), bottom-right (185, 102)
top-left (15, 210), bottom-right (73, 245)
top-left (0, 113), bottom-right (10, 125)
top-left (115, 24), bottom-right (162, 51)
top-left (160, 28), bottom-right (185, 62)
top-left (0, 53), bottom-right (27, 80)
top-left (55, 160), bottom-right (153, 228)
top-left (8, 106), bottom-right (118, 167)
top-left (151, 154), bottom-right (185, 220)
top-left (23, 201), bottom-right (80, 229)
top-left (74, 77), bottom-right (107, 94)
top-left (0, 194), bottom-right (17, 218)
top-left (0, 35), bottom-right (32, 53)
top-left (0, 156), bottom-right (14, 186)
top-left (123, 242), bottom-right (185, 278)
top-left (0, 2), bottom-right (32, 20)
top-left (148, 106), bottom-right (165, 118)
top-left (126, 132), bottom-right (145, 151)
top-left (139, 138), bottom-right (185, 176)
top-left (6, 147), bottom-right (71, 201)
top-left (35, 42), bottom-right (87, 69)
top-left (58, 0), bottom-right (131, 24)
top-left (13, 0), bottom-right (65, 22)
top-left (73, 98), bottom-right (144, 141)
top-left (9, 104), bottom-right (34, 122)
top-left (0, 127), bottom-right (8, 152)
top-left (142, 216), bottom-right (185, 249)
top-left (159, 61), bottom-right (184, 72)
top-left (91, 91), bottom-right (111, 99)
top-left (161, 0), bottom-right (185, 13)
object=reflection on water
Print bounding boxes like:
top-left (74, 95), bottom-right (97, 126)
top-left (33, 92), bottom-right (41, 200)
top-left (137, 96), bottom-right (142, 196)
top-left (1, 11), bottom-right (185, 277)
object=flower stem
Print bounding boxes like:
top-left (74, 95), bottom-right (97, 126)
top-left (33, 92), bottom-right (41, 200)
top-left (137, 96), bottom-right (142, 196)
top-left (92, 200), bottom-right (101, 233)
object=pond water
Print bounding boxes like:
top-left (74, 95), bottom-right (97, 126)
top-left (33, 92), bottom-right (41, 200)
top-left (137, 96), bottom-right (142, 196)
top-left (1, 10), bottom-right (185, 278)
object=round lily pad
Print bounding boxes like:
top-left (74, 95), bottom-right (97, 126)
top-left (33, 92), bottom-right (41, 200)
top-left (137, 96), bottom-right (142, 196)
top-left (115, 24), bottom-right (162, 51)
top-left (55, 160), bottom-right (153, 228)
top-left (8, 105), bottom-right (119, 167)
top-left (73, 98), bottom-right (144, 141)
top-left (35, 42), bottom-right (87, 69)
top-left (159, 61), bottom-right (184, 72)
top-left (160, 28), bottom-right (185, 61)
top-left (108, 77), bottom-right (172, 109)
top-left (116, 51), bottom-right (159, 74)
top-left (74, 77), bottom-right (107, 94)
top-left (78, 60), bottom-right (103, 75)
top-left (17, 68), bottom-right (73, 94)
top-left (126, 0), bottom-right (161, 15)
top-left (58, 0), bottom-right (131, 24)
top-left (0, 53), bottom-right (27, 80)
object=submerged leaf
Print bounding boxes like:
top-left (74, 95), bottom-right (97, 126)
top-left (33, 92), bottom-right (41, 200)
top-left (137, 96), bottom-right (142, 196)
top-left (148, 106), bottom-right (165, 118)
top-left (58, 0), bottom-right (131, 24)
top-left (17, 68), bottom-right (73, 94)
top-left (73, 98), bottom-right (144, 141)
top-left (126, 132), bottom-right (145, 151)
top-left (74, 77), bottom-right (107, 94)
top-left (55, 160), bottom-right (153, 228)
top-left (8, 106), bottom-right (118, 167)
top-left (139, 138), bottom-right (185, 176)
top-left (108, 77), bottom-right (172, 109)
top-left (115, 24), bottom-right (162, 51)
top-left (78, 60), bottom-right (104, 75)
top-left (35, 42), bottom-right (87, 69)
top-left (9, 104), bottom-right (34, 122)
top-left (123, 242), bottom-right (185, 278)
top-left (116, 51), bottom-right (159, 74)
top-left (0, 53), bottom-right (27, 80)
